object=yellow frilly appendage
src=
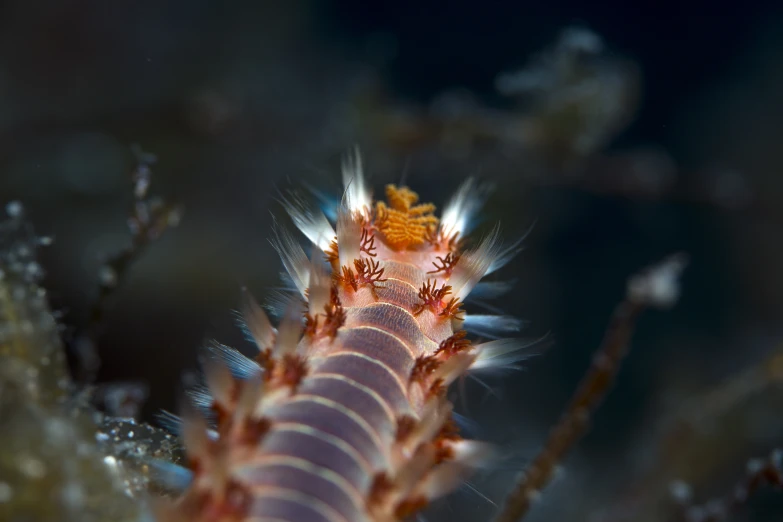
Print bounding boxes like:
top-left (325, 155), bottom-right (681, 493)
top-left (374, 185), bottom-right (439, 250)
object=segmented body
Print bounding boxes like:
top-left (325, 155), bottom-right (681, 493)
top-left (162, 153), bottom-right (526, 522)
top-left (244, 262), bottom-right (456, 522)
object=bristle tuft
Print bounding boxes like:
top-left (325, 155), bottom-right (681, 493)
top-left (307, 248), bottom-right (331, 317)
top-left (411, 397), bottom-right (453, 448)
top-left (200, 357), bottom-right (235, 411)
top-left (450, 226), bottom-right (502, 301)
top-left (337, 208), bottom-right (362, 268)
top-left (471, 337), bottom-right (546, 370)
top-left (269, 218), bottom-right (310, 296)
top-left (186, 385), bottom-right (215, 416)
top-left (440, 178), bottom-right (492, 240)
top-left (341, 147), bottom-right (372, 218)
top-left (180, 400), bottom-right (211, 463)
top-left (486, 235), bottom-right (525, 276)
top-left (486, 222), bottom-right (535, 276)
top-left (468, 279), bottom-right (517, 301)
top-left (463, 314), bottom-right (526, 339)
top-left (204, 340), bottom-right (262, 379)
top-left (234, 375), bottom-right (266, 420)
top-left (281, 191), bottom-right (336, 251)
top-left (431, 352), bottom-right (477, 386)
top-left (273, 300), bottom-right (305, 356)
top-left (239, 288), bottom-right (276, 352)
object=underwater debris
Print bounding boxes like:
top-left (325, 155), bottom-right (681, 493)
top-left (0, 202), bottom-right (70, 406)
top-left (0, 203), bottom-right (147, 522)
top-left (0, 150), bottom-right (184, 521)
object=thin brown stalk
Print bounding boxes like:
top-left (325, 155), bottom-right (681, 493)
top-left (75, 145), bottom-right (182, 382)
top-left (495, 253), bottom-right (688, 522)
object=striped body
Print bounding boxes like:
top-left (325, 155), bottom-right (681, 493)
top-left (236, 260), bottom-right (451, 522)
top-left (164, 161), bottom-right (526, 522)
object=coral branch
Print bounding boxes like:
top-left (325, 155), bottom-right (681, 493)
top-left (495, 253), bottom-right (688, 522)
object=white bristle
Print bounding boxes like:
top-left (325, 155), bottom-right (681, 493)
top-left (273, 300), bottom-right (304, 356)
top-left (156, 410), bottom-right (182, 433)
top-left (201, 357), bottom-right (234, 409)
top-left (470, 337), bottom-right (543, 370)
top-left (341, 147), bottom-right (371, 218)
top-left (282, 192), bottom-right (336, 251)
top-left (449, 440), bottom-right (496, 468)
top-left (463, 314), bottom-right (526, 339)
top-left (186, 385), bottom-right (214, 412)
top-left (307, 249), bottom-right (331, 316)
top-left (269, 218), bottom-right (310, 296)
top-left (420, 460), bottom-right (478, 501)
top-left (417, 441), bottom-right (495, 500)
top-left (157, 410), bottom-right (219, 440)
top-left (486, 222), bottom-right (534, 276)
top-left (239, 288), bottom-right (276, 352)
top-left (412, 397), bottom-right (453, 447)
top-left (440, 178), bottom-right (490, 239)
top-left (485, 235), bottom-right (525, 276)
top-left (235, 375), bottom-right (266, 421)
top-left (204, 340), bottom-right (262, 380)
top-left (431, 352), bottom-right (477, 386)
top-left (180, 403), bottom-right (211, 460)
top-left (264, 288), bottom-right (298, 320)
top-left (337, 208), bottom-right (362, 269)
top-left (451, 226), bottom-right (502, 301)
top-left (468, 279), bottom-right (517, 301)
top-left (394, 445), bottom-right (438, 501)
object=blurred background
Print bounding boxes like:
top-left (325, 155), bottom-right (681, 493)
top-left (2, 1), bottom-right (783, 521)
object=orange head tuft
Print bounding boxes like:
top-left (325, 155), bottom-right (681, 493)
top-left (374, 184), bottom-right (439, 250)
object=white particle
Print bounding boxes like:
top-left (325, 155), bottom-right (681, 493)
top-left (5, 201), bottom-right (23, 218)
top-left (45, 418), bottom-right (70, 438)
top-left (627, 253), bottom-right (688, 309)
top-left (25, 262), bottom-right (43, 279)
top-left (771, 448), bottom-right (782, 468)
top-left (12, 287), bottom-right (26, 301)
top-left (669, 479), bottom-right (692, 503)
top-left (19, 457), bottom-right (46, 478)
top-left (167, 208), bottom-right (182, 227)
top-left (61, 483), bottom-right (84, 507)
top-left (99, 266), bottom-right (118, 287)
top-left (0, 482), bottom-right (12, 502)
top-left (746, 458), bottom-right (764, 474)
top-left (103, 455), bottom-right (119, 472)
